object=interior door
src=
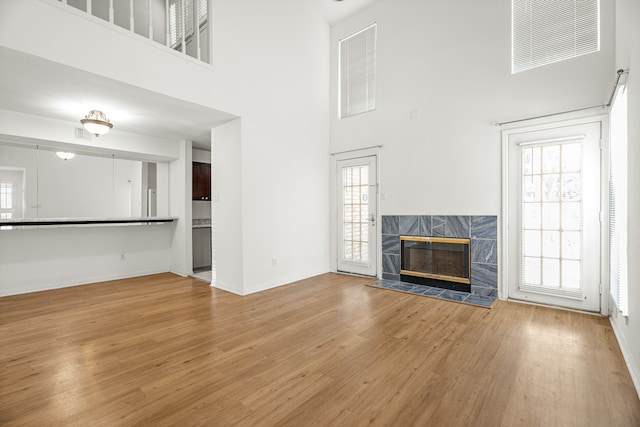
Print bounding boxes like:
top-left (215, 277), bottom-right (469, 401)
top-left (506, 121), bottom-right (602, 312)
top-left (337, 156), bottom-right (378, 276)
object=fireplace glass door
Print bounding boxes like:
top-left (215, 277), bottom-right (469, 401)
top-left (400, 236), bottom-right (470, 284)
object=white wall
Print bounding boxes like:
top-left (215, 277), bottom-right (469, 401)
top-left (610, 0), bottom-right (640, 397)
top-left (330, 0), bottom-right (614, 216)
top-left (169, 140), bottom-right (192, 276)
top-left (0, 224), bottom-right (172, 296)
top-left (211, 119), bottom-right (243, 294)
top-left (0, 0), bottom-right (330, 296)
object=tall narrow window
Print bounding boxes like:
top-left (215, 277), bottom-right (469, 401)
top-left (339, 23), bottom-right (376, 119)
top-left (0, 181), bottom-right (14, 219)
top-left (342, 165), bottom-right (369, 262)
top-left (512, 0), bottom-right (599, 73)
top-left (609, 85), bottom-right (628, 316)
top-left (520, 140), bottom-right (584, 297)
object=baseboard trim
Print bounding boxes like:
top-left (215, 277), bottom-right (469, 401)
top-left (610, 315), bottom-right (640, 400)
top-left (242, 269), bottom-right (331, 296)
top-left (211, 282), bottom-right (243, 295)
top-left (0, 269), bottom-right (171, 297)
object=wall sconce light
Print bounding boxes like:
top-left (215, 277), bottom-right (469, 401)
top-left (56, 151), bottom-right (76, 160)
top-left (81, 110), bottom-right (113, 137)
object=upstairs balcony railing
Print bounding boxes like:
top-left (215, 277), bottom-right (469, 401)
top-left (57, 0), bottom-right (210, 64)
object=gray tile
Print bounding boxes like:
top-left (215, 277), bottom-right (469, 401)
top-left (382, 235), bottom-right (400, 255)
top-left (419, 216), bottom-right (432, 236)
top-left (391, 282), bottom-right (417, 292)
top-left (382, 273), bottom-right (400, 281)
top-left (399, 216), bottom-right (420, 236)
top-left (446, 216), bottom-right (470, 238)
top-left (369, 280), bottom-right (492, 308)
top-left (375, 279), bottom-right (397, 287)
top-left (471, 263), bottom-right (498, 288)
top-left (381, 216), bottom-right (399, 235)
top-left (470, 286), bottom-right (497, 297)
top-left (440, 289), bottom-right (468, 302)
top-left (471, 239), bottom-right (497, 264)
top-left (471, 216), bottom-right (498, 239)
top-left (464, 294), bottom-right (495, 307)
top-left (382, 254), bottom-right (400, 275)
top-left (418, 286), bottom-right (445, 296)
top-left (432, 216), bottom-right (446, 237)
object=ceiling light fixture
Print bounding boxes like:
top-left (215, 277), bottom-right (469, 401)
top-left (81, 110), bottom-right (113, 137)
top-left (56, 151), bottom-right (76, 160)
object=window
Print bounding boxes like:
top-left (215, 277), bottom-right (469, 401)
top-left (342, 165), bottom-right (369, 262)
top-left (512, 0), bottom-right (599, 73)
top-left (339, 24), bottom-right (376, 119)
top-left (168, 0), bottom-right (208, 50)
top-left (0, 181), bottom-right (14, 219)
top-left (609, 85), bottom-right (628, 316)
top-left (520, 140), bottom-right (584, 297)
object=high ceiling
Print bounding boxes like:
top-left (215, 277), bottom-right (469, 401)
top-left (311, 0), bottom-right (381, 26)
top-left (0, 47), bottom-right (236, 150)
top-left (0, 1), bottom-right (381, 150)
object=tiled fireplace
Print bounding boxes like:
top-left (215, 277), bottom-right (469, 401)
top-left (381, 215), bottom-right (498, 297)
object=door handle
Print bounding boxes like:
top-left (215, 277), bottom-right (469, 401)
top-left (370, 212), bottom-right (376, 226)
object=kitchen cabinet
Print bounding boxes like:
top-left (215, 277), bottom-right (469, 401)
top-left (192, 162), bottom-right (211, 200)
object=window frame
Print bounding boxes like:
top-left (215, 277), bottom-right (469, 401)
top-left (511, 0), bottom-right (600, 74)
top-left (338, 23), bottom-right (377, 119)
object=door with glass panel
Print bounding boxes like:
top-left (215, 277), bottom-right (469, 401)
top-left (506, 121), bottom-right (602, 312)
top-left (337, 156), bottom-right (377, 276)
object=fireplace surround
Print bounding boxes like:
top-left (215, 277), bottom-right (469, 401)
top-left (382, 215), bottom-right (498, 297)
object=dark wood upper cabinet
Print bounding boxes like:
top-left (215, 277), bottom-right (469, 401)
top-left (192, 162), bottom-right (211, 201)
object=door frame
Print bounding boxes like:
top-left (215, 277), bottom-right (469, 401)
top-left (330, 147), bottom-right (381, 277)
top-left (500, 113), bottom-right (609, 315)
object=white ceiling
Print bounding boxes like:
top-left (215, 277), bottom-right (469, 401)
top-left (311, 0), bottom-right (381, 26)
top-left (0, 47), bottom-right (237, 150)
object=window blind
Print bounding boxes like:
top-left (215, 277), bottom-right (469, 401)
top-left (339, 24), bottom-right (376, 119)
top-left (168, 0), bottom-right (208, 49)
top-left (609, 85), bottom-right (628, 316)
top-left (512, 0), bottom-right (599, 73)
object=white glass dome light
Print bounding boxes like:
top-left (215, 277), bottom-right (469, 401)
top-left (81, 110), bottom-right (113, 137)
top-left (56, 151), bottom-right (76, 160)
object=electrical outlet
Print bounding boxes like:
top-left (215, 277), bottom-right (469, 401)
top-left (272, 258), bottom-right (277, 267)
top-left (120, 252), bottom-right (126, 261)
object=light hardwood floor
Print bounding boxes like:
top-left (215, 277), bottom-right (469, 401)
top-left (1, 273), bottom-right (638, 426)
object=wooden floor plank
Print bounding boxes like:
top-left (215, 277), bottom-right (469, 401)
top-left (1, 272), bottom-right (638, 426)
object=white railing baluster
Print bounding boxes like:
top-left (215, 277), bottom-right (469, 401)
top-left (195, 0), bottom-right (201, 60)
top-left (129, 0), bottom-right (134, 33)
top-left (148, 0), bottom-right (153, 40)
top-left (56, 0), bottom-right (210, 63)
top-left (165, 0), bottom-right (170, 46)
top-left (180, 0), bottom-right (186, 53)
